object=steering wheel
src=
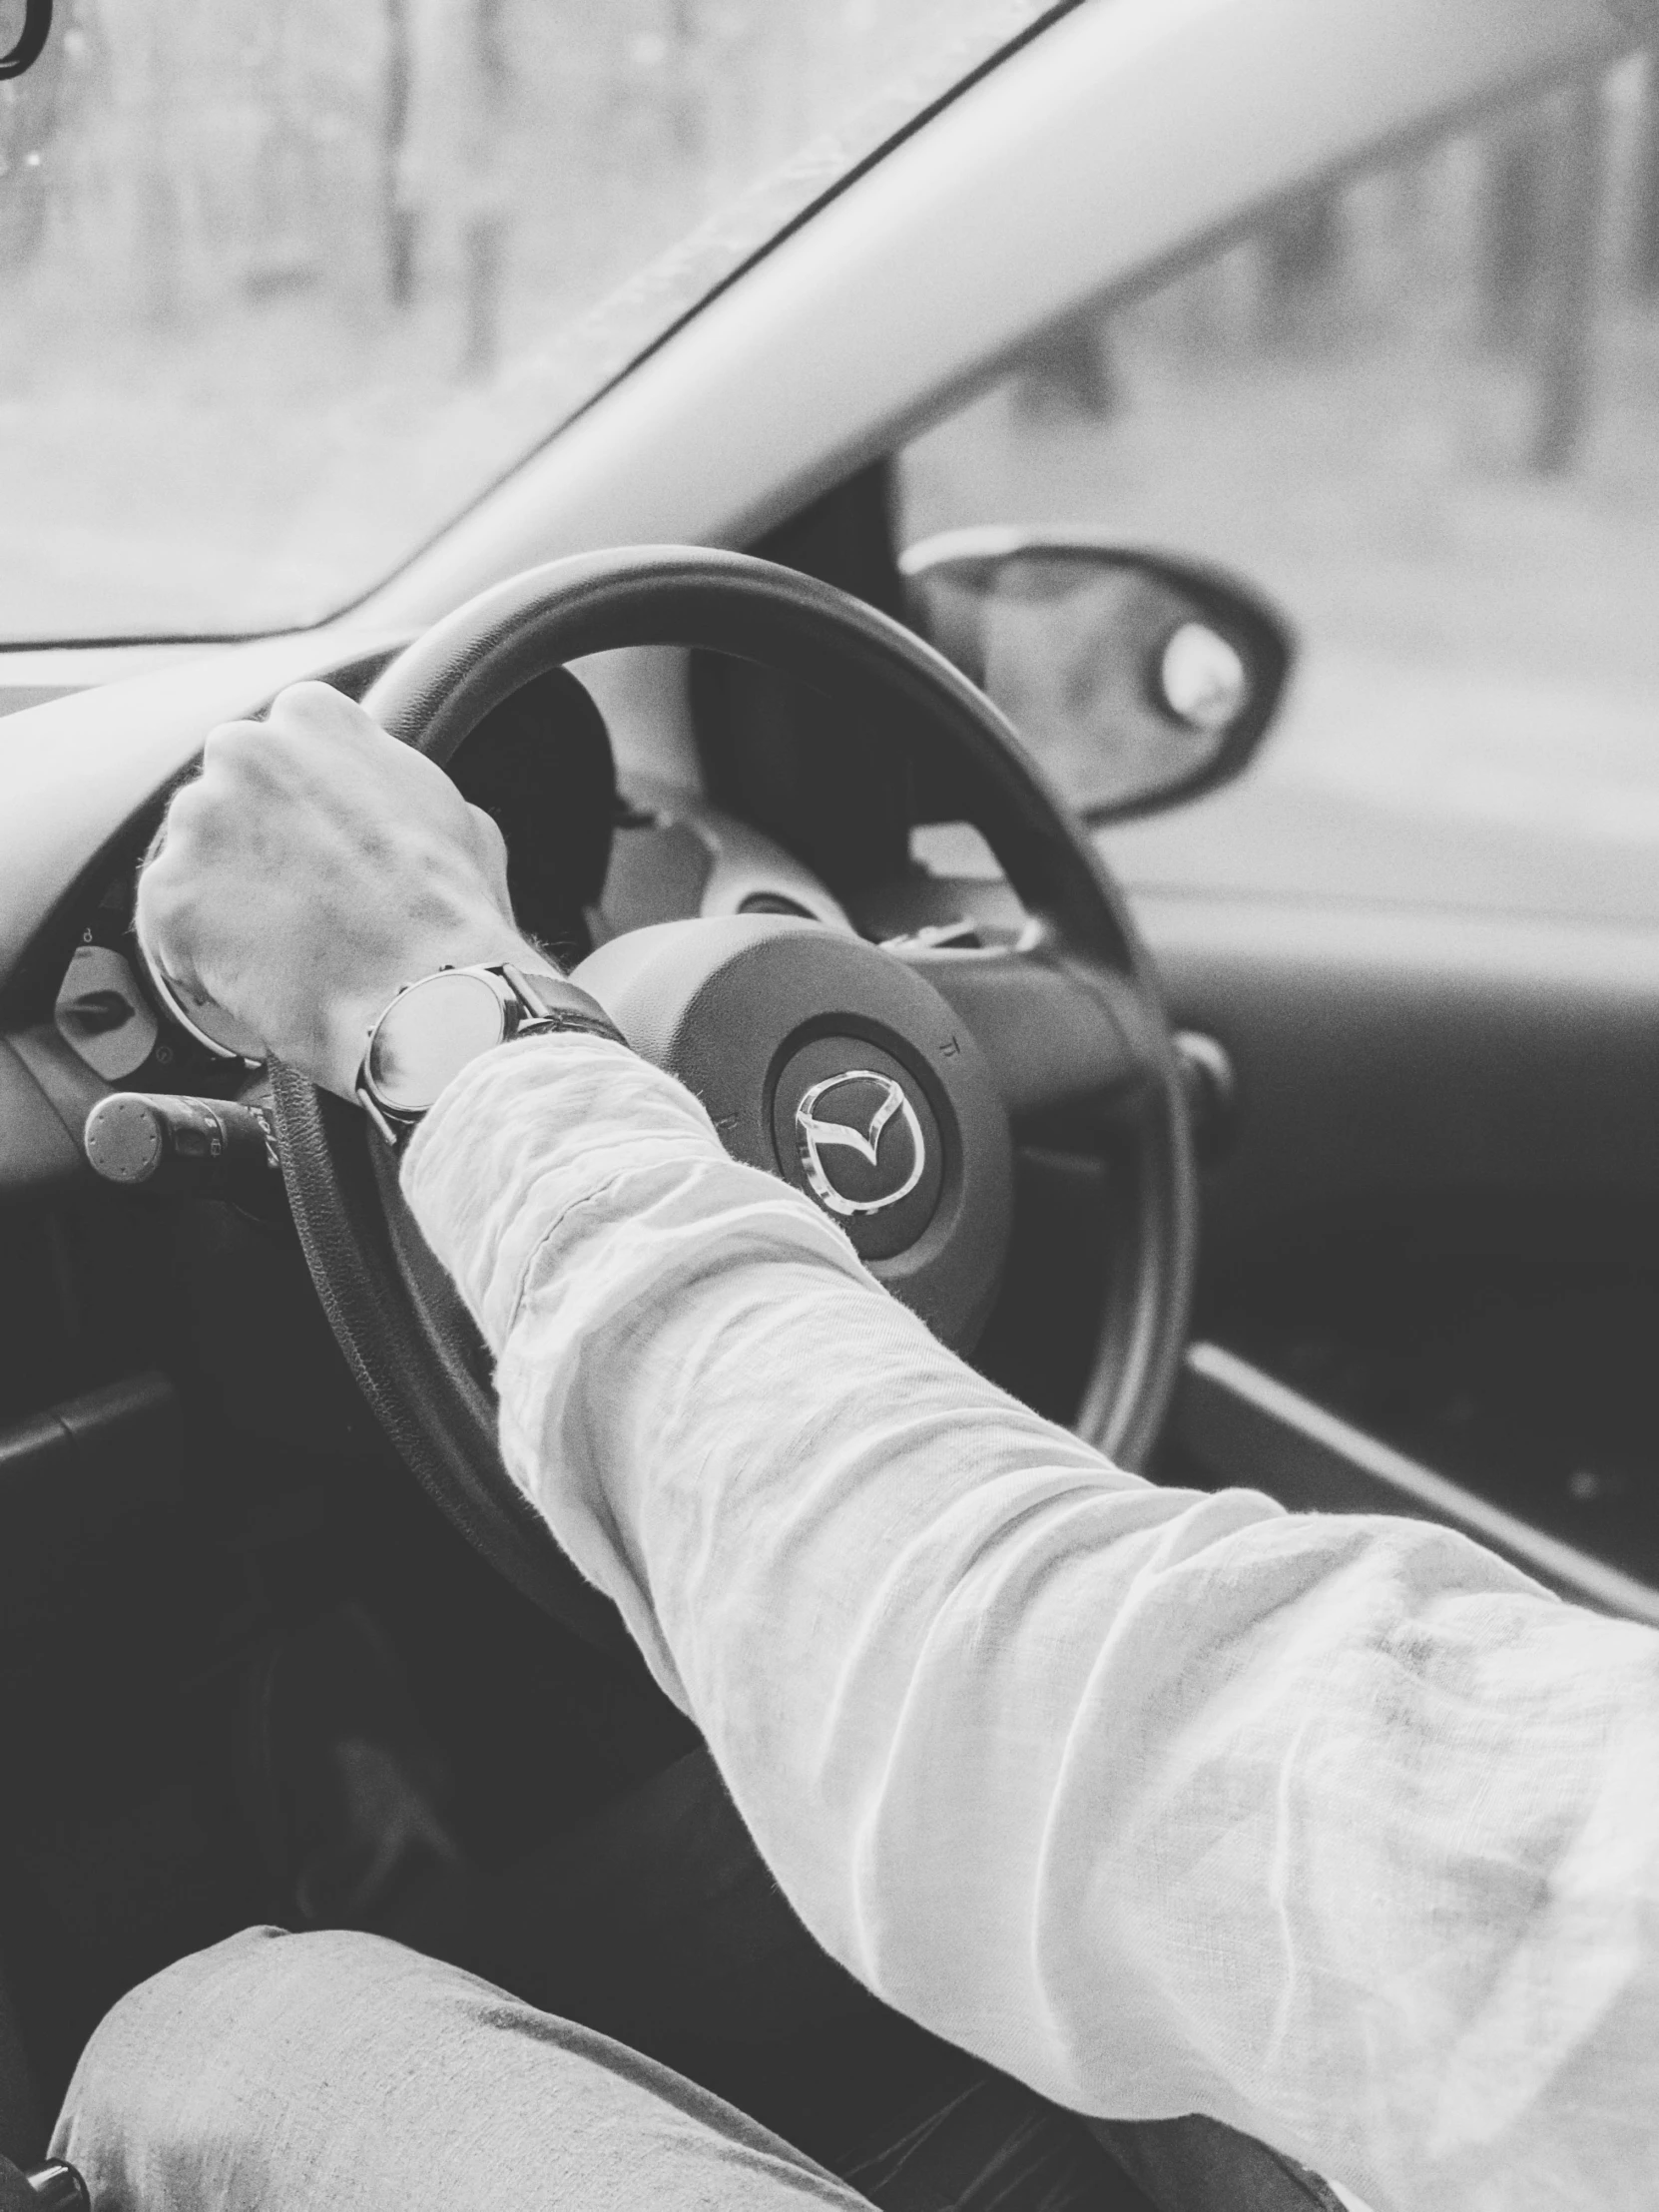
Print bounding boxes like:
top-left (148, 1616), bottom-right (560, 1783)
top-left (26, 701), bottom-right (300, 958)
top-left (271, 548), bottom-right (1196, 1654)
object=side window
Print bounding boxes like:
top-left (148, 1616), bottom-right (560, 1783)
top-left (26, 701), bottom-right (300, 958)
top-left (896, 52), bottom-right (1659, 870)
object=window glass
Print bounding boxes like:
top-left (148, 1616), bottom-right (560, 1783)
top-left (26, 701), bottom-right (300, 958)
top-left (899, 54), bottom-right (1659, 875)
top-left (0, 0), bottom-right (1065, 641)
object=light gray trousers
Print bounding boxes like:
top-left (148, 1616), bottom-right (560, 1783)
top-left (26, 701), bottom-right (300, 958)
top-left (52, 1927), bottom-right (1345, 2212)
top-left (53, 1928), bottom-right (869, 2211)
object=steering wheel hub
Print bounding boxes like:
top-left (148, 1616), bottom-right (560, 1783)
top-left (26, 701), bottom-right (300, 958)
top-left (576, 913), bottom-right (1012, 1345)
top-left (779, 1048), bottom-right (937, 1241)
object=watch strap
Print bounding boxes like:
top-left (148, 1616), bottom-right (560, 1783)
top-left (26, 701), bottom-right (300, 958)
top-left (500, 963), bottom-right (627, 1049)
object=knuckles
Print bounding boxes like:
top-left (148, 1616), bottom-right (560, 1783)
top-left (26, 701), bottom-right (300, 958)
top-left (141, 753), bottom-right (253, 945)
top-left (199, 717), bottom-right (279, 792)
top-left (269, 679), bottom-right (379, 745)
top-left (133, 848), bottom-right (201, 966)
top-left (153, 777), bottom-right (214, 861)
top-left (155, 773), bottom-right (236, 867)
top-left (466, 801), bottom-right (509, 868)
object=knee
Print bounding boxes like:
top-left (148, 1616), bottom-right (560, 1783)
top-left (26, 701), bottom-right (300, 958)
top-left (52, 1928), bottom-right (410, 2211)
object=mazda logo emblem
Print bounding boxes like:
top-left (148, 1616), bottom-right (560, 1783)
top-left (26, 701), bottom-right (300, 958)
top-left (794, 1071), bottom-right (925, 1218)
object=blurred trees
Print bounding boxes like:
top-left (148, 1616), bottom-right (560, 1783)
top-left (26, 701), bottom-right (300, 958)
top-left (5, 0), bottom-right (1658, 639)
top-left (1, 0), bottom-right (1009, 382)
top-left (457, 0), bottom-right (508, 378)
top-left (1015, 312), bottom-right (1116, 419)
top-left (1533, 70), bottom-right (1606, 473)
top-left (380, 0), bottom-right (415, 306)
top-left (1010, 45), bottom-right (1659, 483)
top-left (12, 1), bottom-right (1649, 477)
top-left (1263, 191), bottom-right (1344, 333)
top-left (1482, 119), bottom-right (1551, 348)
top-left (1636, 48), bottom-right (1659, 295)
top-left (0, 0), bottom-right (92, 273)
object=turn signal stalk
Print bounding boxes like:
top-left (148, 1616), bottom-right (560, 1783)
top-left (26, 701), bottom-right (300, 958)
top-left (84, 1092), bottom-right (280, 1204)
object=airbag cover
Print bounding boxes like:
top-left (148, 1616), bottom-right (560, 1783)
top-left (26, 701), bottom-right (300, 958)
top-left (575, 914), bottom-right (1011, 1348)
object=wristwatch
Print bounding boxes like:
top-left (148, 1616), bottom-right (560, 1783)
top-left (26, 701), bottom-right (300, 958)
top-left (354, 960), bottom-right (626, 1144)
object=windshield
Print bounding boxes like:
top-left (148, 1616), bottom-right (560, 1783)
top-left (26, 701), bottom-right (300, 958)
top-left (0, 0), bottom-right (1065, 645)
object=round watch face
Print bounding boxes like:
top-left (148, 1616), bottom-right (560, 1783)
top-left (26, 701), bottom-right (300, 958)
top-left (365, 969), bottom-right (509, 1115)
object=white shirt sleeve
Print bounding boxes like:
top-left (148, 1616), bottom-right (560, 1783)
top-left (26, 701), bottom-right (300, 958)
top-left (402, 1035), bottom-right (1659, 2212)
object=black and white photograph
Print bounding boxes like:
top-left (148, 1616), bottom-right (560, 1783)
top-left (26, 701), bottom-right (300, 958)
top-left (2, 2), bottom-right (1657, 2206)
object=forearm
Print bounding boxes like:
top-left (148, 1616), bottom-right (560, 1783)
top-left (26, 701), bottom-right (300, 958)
top-left (406, 1039), bottom-right (1659, 2212)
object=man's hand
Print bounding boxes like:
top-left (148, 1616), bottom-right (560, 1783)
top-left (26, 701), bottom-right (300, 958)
top-left (138, 681), bottom-right (539, 1097)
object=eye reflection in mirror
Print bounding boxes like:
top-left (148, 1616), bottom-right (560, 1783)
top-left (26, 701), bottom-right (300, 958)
top-left (902, 529), bottom-right (1293, 822)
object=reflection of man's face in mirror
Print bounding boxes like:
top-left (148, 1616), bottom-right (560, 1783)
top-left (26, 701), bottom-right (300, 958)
top-left (973, 565), bottom-right (1223, 813)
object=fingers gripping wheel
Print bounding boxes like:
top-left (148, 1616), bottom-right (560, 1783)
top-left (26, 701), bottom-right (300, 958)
top-left (271, 548), bottom-right (1197, 1650)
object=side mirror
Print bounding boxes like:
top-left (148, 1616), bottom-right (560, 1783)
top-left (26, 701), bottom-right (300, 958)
top-left (901, 529), bottom-right (1295, 822)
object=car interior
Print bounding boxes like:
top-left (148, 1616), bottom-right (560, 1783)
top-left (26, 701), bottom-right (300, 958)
top-left (3, 0), bottom-right (1658, 2203)
top-left (6, 447), bottom-right (1659, 2185)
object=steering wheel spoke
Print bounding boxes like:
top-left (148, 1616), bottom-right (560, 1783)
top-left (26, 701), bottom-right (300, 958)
top-left (886, 937), bottom-right (1163, 1129)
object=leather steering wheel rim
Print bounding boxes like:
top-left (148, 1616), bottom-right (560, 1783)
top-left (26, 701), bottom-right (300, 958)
top-left (272, 546), bottom-right (1197, 1653)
